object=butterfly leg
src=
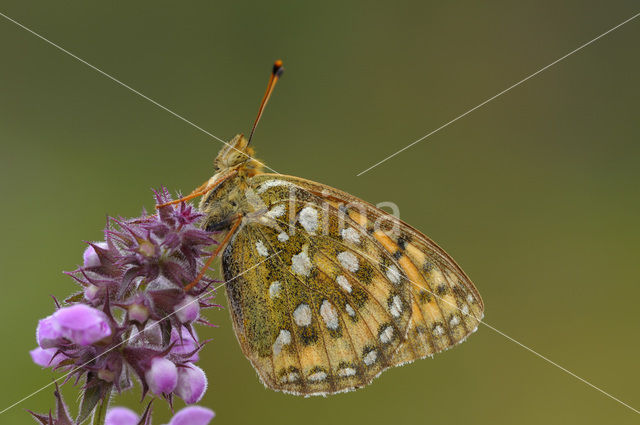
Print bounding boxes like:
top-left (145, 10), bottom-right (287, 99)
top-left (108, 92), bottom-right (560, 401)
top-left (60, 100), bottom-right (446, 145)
top-left (184, 215), bottom-right (243, 291)
top-left (155, 170), bottom-right (239, 209)
top-left (155, 180), bottom-right (213, 209)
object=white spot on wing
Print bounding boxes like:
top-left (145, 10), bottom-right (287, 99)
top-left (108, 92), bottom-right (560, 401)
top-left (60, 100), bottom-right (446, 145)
top-left (345, 304), bottom-right (356, 317)
top-left (336, 275), bottom-right (352, 293)
top-left (308, 371), bottom-right (327, 382)
top-left (269, 281), bottom-right (281, 298)
top-left (257, 179), bottom-right (291, 194)
top-left (280, 371), bottom-right (299, 383)
top-left (266, 204), bottom-right (285, 219)
top-left (389, 295), bottom-right (403, 317)
top-left (293, 304), bottom-right (312, 327)
top-left (277, 232), bottom-right (289, 242)
top-left (363, 350), bottom-right (377, 366)
top-left (298, 206), bottom-right (318, 234)
top-left (461, 304), bottom-right (470, 315)
top-left (272, 329), bottom-right (291, 356)
top-left (450, 315), bottom-right (460, 327)
top-left (379, 326), bottom-right (394, 343)
top-left (386, 265), bottom-right (401, 285)
top-left (338, 367), bottom-right (356, 377)
top-left (255, 240), bottom-right (268, 257)
top-left (466, 294), bottom-right (474, 303)
top-left (291, 249), bottom-right (312, 276)
top-left (434, 325), bottom-right (444, 336)
top-left (320, 300), bottom-right (339, 330)
top-left (341, 227), bottom-right (360, 244)
top-left (337, 251), bottom-right (359, 272)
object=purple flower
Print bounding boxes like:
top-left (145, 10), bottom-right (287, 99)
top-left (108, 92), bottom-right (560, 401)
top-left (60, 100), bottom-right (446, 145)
top-left (83, 242), bottom-right (107, 268)
top-left (28, 190), bottom-right (219, 422)
top-left (36, 315), bottom-right (64, 349)
top-left (84, 284), bottom-right (101, 301)
top-left (174, 295), bottom-right (200, 323)
top-left (53, 304), bottom-right (112, 346)
top-left (145, 357), bottom-right (178, 394)
top-left (167, 406), bottom-right (215, 425)
top-left (170, 327), bottom-right (200, 362)
top-left (175, 363), bottom-right (208, 404)
top-left (105, 407), bottom-right (139, 425)
top-left (29, 347), bottom-right (67, 368)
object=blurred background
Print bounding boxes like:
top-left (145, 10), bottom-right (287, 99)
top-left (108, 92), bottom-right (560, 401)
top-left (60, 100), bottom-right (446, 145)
top-left (1, 1), bottom-right (638, 424)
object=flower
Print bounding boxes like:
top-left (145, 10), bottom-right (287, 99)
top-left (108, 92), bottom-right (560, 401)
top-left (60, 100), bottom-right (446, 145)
top-left (53, 304), bottom-right (112, 346)
top-left (29, 347), bottom-right (67, 368)
top-left (167, 406), bottom-right (215, 425)
top-left (105, 407), bottom-right (140, 425)
top-left (101, 404), bottom-right (215, 425)
top-left (36, 315), bottom-right (64, 349)
top-left (83, 242), bottom-right (108, 268)
top-left (28, 189), bottom-right (219, 421)
top-left (145, 357), bottom-right (178, 395)
top-left (175, 363), bottom-right (208, 404)
top-left (170, 327), bottom-right (200, 362)
top-left (174, 295), bottom-right (200, 323)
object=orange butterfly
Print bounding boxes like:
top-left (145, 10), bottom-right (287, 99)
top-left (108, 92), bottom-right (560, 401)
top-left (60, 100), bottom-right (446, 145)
top-left (159, 61), bottom-right (484, 395)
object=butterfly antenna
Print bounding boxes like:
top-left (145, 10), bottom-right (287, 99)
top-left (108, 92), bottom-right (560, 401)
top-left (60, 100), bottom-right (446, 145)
top-left (248, 60), bottom-right (284, 145)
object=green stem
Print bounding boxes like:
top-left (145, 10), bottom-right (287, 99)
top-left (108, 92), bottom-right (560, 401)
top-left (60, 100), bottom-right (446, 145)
top-left (91, 386), bottom-right (112, 425)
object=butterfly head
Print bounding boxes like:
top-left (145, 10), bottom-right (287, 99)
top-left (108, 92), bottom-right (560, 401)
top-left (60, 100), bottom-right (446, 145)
top-left (213, 134), bottom-right (263, 175)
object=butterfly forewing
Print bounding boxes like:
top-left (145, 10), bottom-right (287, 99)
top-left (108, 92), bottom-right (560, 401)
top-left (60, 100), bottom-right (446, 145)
top-left (220, 173), bottom-right (483, 395)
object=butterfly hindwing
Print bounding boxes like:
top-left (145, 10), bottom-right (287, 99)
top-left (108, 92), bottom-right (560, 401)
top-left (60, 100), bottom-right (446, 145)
top-left (221, 173), bottom-right (483, 395)
top-left (222, 178), bottom-right (415, 395)
top-left (251, 174), bottom-right (485, 363)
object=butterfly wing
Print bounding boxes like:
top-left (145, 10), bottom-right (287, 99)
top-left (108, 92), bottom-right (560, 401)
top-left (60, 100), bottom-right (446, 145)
top-left (222, 174), bottom-right (483, 395)
top-left (256, 175), bottom-right (485, 360)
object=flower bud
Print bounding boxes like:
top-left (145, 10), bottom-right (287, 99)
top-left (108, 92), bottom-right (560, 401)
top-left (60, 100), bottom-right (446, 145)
top-left (128, 304), bottom-right (149, 323)
top-left (174, 296), bottom-right (200, 323)
top-left (83, 242), bottom-right (107, 268)
top-left (53, 304), bottom-right (112, 346)
top-left (168, 406), bottom-right (215, 425)
top-left (138, 240), bottom-right (156, 257)
top-left (145, 357), bottom-right (178, 394)
top-left (36, 315), bottom-right (63, 349)
top-left (170, 327), bottom-right (199, 362)
top-left (174, 363), bottom-right (207, 404)
top-left (105, 407), bottom-right (140, 425)
top-left (84, 284), bottom-right (101, 301)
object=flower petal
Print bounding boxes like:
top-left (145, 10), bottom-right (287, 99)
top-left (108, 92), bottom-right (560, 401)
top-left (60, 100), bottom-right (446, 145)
top-left (29, 347), bottom-right (66, 368)
top-left (36, 315), bottom-right (63, 349)
top-left (174, 296), bottom-right (200, 323)
top-left (170, 327), bottom-right (200, 362)
top-left (53, 304), bottom-right (112, 346)
top-left (175, 363), bottom-right (207, 404)
top-left (105, 407), bottom-right (140, 425)
top-left (168, 406), bottom-right (215, 425)
top-left (145, 357), bottom-right (178, 394)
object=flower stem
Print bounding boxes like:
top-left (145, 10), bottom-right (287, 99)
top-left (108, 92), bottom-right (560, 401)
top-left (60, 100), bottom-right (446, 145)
top-left (91, 386), bottom-right (112, 425)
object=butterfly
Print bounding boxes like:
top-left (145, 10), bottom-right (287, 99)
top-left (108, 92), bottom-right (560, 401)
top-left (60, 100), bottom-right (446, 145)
top-left (158, 60), bottom-right (484, 396)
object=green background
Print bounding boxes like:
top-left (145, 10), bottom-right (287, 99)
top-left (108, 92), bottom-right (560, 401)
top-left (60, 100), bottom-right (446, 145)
top-left (1, 2), bottom-right (638, 424)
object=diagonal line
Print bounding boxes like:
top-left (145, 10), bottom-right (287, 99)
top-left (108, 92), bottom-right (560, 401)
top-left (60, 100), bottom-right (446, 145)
top-left (0, 250), bottom-right (281, 416)
top-left (356, 11), bottom-right (640, 176)
top-left (0, 10), bottom-right (281, 175)
top-left (355, 248), bottom-right (640, 415)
